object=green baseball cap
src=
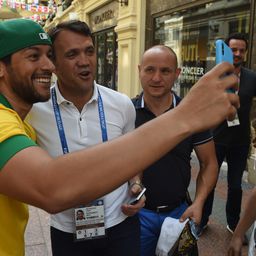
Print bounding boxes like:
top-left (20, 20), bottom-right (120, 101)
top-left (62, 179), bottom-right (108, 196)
top-left (0, 18), bottom-right (52, 59)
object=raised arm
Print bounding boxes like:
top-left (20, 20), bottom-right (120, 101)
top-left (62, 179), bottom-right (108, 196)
top-left (0, 62), bottom-right (239, 214)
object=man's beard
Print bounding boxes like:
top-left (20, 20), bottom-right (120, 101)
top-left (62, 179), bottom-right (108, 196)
top-left (7, 66), bottom-right (50, 104)
top-left (233, 56), bottom-right (243, 68)
top-left (11, 81), bottom-right (50, 104)
top-left (234, 62), bottom-right (243, 68)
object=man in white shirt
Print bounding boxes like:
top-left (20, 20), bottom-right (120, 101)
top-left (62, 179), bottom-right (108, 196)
top-left (29, 20), bottom-right (144, 256)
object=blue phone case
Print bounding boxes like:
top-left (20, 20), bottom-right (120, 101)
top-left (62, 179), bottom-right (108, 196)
top-left (215, 39), bottom-right (234, 93)
top-left (216, 39), bottom-right (233, 64)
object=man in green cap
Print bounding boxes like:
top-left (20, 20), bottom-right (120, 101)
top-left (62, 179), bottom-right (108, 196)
top-left (0, 18), bottom-right (239, 255)
top-left (0, 18), bottom-right (54, 255)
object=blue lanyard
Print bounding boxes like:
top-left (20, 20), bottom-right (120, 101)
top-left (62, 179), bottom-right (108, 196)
top-left (97, 91), bottom-right (108, 142)
top-left (51, 87), bottom-right (108, 155)
top-left (51, 87), bottom-right (69, 154)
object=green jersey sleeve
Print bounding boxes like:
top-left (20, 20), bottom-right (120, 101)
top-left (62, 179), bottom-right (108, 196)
top-left (0, 135), bottom-right (37, 170)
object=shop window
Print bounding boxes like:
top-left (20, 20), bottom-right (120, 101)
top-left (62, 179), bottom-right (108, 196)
top-left (153, 0), bottom-right (251, 97)
top-left (93, 28), bottom-right (118, 91)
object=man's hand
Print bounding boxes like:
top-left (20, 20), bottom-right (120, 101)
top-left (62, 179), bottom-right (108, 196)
top-left (121, 197), bottom-right (145, 216)
top-left (121, 182), bottom-right (145, 216)
top-left (178, 62), bottom-right (239, 133)
top-left (227, 235), bottom-right (243, 256)
top-left (179, 202), bottom-right (202, 225)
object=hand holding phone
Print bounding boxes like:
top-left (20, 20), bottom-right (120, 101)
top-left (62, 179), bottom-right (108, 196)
top-left (215, 39), bottom-right (235, 93)
top-left (216, 39), bottom-right (239, 126)
top-left (129, 187), bottom-right (146, 205)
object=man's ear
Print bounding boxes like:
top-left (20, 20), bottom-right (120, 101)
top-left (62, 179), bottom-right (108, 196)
top-left (51, 59), bottom-right (57, 75)
top-left (175, 67), bottom-right (181, 80)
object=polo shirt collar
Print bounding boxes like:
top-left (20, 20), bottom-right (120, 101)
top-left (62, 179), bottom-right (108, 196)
top-left (133, 92), bottom-right (144, 109)
top-left (0, 94), bottom-right (13, 109)
top-left (134, 92), bottom-right (177, 110)
top-left (91, 82), bottom-right (99, 103)
top-left (53, 81), bottom-right (98, 105)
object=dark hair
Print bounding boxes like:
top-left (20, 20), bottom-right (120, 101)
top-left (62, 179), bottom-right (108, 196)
top-left (48, 20), bottom-right (92, 44)
top-left (0, 55), bottom-right (11, 65)
top-left (225, 33), bottom-right (248, 50)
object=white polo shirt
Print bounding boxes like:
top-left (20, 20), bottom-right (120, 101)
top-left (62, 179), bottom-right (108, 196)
top-left (29, 82), bottom-right (136, 233)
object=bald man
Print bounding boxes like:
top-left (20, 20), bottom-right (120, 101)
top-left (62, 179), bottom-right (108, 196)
top-left (132, 45), bottom-right (218, 256)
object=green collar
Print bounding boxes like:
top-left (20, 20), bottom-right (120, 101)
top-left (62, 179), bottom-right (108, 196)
top-left (0, 94), bottom-right (13, 109)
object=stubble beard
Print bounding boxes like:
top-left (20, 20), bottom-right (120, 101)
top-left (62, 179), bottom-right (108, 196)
top-left (7, 67), bottom-right (50, 104)
top-left (12, 81), bottom-right (50, 104)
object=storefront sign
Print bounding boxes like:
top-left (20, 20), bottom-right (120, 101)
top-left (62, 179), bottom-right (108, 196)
top-left (152, 0), bottom-right (250, 97)
top-left (179, 64), bottom-right (205, 86)
top-left (89, 2), bottom-right (118, 32)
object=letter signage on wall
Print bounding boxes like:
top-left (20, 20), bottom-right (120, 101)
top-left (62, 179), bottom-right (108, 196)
top-left (89, 2), bottom-right (118, 32)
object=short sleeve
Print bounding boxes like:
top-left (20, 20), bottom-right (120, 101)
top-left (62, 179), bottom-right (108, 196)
top-left (0, 135), bottom-right (37, 170)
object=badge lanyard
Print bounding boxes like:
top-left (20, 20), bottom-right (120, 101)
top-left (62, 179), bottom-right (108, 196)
top-left (97, 90), bottom-right (108, 142)
top-left (51, 87), bottom-right (107, 241)
top-left (227, 76), bottom-right (240, 127)
top-left (51, 87), bottom-right (108, 155)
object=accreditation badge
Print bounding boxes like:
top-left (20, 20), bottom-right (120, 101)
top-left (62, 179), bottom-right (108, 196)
top-left (227, 87), bottom-right (240, 127)
top-left (227, 113), bottom-right (240, 127)
top-left (74, 199), bottom-right (106, 241)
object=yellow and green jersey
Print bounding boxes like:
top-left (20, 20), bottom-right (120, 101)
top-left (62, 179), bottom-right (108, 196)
top-left (0, 94), bottom-right (37, 256)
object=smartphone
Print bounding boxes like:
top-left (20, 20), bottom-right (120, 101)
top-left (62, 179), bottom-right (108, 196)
top-left (216, 39), bottom-right (233, 64)
top-left (189, 219), bottom-right (199, 240)
top-left (129, 187), bottom-right (146, 205)
top-left (215, 39), bottom-right (235, 93)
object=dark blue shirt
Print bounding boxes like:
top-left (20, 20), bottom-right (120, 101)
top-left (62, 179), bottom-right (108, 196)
top-left (214, 67), bottom-right (256, 146)
top-left (132, 92), bottom-right (213, 208)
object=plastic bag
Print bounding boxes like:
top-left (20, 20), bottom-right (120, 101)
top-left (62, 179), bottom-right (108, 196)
top-left (156, 218), bottom-right (198, 256)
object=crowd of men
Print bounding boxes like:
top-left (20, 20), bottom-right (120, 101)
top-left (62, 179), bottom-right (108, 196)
top-left (0, 18), bottom-right (255, 256)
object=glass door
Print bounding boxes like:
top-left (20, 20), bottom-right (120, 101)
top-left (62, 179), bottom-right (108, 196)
top-left (93, 28), bottom-right (118, 90)
top-left (153, 0), bottom-right (251, 97)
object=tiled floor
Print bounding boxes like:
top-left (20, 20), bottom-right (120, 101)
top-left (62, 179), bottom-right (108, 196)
top-left (25, 207), bottom-right (52, 256)
top-left (190, 159), bottom-right (253, 256)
